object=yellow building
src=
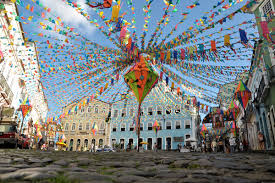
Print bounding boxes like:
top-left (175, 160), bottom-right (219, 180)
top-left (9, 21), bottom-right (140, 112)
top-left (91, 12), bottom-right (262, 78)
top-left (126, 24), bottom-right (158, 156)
top-left (61, 97), bottom-right (111, 151)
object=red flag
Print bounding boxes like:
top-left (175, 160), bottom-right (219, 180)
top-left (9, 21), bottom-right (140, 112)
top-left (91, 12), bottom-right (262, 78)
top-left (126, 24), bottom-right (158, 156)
top-left (20, 105), bottom-right (32, 118)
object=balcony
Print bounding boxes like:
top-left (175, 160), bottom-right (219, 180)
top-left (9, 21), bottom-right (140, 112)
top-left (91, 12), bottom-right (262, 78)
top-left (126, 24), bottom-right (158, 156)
top-left (0, 73), bottom-right (13, 106)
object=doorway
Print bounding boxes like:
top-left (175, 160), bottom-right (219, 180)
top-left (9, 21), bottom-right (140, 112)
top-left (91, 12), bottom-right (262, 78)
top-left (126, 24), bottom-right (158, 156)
top-left (166, 137), bottom-right (171, 150)
top-left (138, 138), bottom-right (143, 147)
top-left (128, 138), bottom-right (133, 149)
top-left (147, 138), bottom-right (152, 150)
top-left (120, 139), bottom-right (124, 149)
top-left (69, 139), bottom-right (74, 151)
top-left (157, 138), bottom-right (162, 150)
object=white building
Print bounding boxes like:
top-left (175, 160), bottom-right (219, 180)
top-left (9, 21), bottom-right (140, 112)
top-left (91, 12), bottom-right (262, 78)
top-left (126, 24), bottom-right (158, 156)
top-left (0, 0), bottom-right (48, 130)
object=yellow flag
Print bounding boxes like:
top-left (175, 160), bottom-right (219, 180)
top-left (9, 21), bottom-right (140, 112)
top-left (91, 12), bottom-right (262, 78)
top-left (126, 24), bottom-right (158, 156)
top-left (26, 4), bottom-right (30, 10)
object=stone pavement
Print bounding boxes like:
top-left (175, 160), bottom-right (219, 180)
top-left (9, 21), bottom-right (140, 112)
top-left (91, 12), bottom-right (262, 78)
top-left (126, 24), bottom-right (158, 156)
top-left (0, 149), bottom-right (275, 183)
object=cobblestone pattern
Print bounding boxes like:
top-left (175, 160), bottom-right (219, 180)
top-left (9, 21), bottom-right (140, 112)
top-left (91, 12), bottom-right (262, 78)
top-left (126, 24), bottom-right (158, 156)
top-left (0, 149), bottom-right (275, 183)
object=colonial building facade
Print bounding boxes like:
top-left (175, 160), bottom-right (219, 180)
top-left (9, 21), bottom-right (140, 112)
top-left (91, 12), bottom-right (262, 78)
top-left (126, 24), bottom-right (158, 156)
top-left (237, 0), bottom-right (275, 150)
top-left (62, 98), bottom-right (111, 151)
top-left (110, 81), bottom-right (200, 150)
top-left (0, 1), bottom-right (48, 132)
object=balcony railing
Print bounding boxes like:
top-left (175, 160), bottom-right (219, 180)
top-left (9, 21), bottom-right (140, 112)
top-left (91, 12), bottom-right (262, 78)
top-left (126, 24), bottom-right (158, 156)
top-left (0, 73), bottom-right (13, 103)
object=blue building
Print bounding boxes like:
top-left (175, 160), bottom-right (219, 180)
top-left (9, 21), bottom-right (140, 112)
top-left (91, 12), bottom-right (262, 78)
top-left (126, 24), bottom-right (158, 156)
top-left (110, 81), bottom-right (200, 150)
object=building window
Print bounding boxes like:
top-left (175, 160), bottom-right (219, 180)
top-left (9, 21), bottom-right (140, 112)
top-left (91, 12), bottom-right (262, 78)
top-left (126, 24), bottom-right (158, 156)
top-left (122, 109), bottom-right (126, 117)
top-left (157, 106), bottom-right (162, 115)
top-left (166, 121), bottom-right (172, 130)
top-left (121, 123), bottom-right (126, 131)
top-left (102, 107), bottom-right (106, 113)
top-left (185, 120), bottom-right (191, 129)
top-left (81, 108), bottom-right (85, 113)
top-left (148, 107), bottom-right (153, 115)
top-left (130, 123), bottom-right (134, 131)
top-left (140, 123), bottom-right (143, 131)
top-left (148, 123), bottom-right (152, 130)
top-left (86, 123), bottom-right (90, 130)
top-left (176, 121), bottom-right (181, 129)
top-left (99, 139), bottom-right (103, 148)
top-left (79, 123), bottom-right (83, 130)
top-left (166, 106), bottom-right (171, 115)
top-left (260, 0), bottom-right (274, 21)
top-left (100, 123), bottom-right (105, 130)
top-left (113, 110), bottom-right (118, 118)
top-left (88, 106), bottom-right (92, 112)
top-left (186, 134), bottom-right (190, 139)
top-left (95, 106), bottom-right (98, 113)
top-left (84, 139), bottom-right (88, 148)
top-left (65, 123), bottom-right (69, 131)
top-left (112, 124), bottom-right (117, 132)
top-left (159, 122), bottom-right (162, 130)
top-left (175, 105), bottom-right (180, 114)
top-left (129, 108), bottom-right (134, 116)
top-left (72, 123), bottom-right (76, 131)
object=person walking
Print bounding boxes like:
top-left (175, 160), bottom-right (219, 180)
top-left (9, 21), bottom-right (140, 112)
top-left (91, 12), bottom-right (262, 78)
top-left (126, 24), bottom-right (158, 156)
top-left (218, 137), bottom-right (224, 153)
top-left (154, 142), bottom-right (158, 152)
top-left (229, 136), bottom-right (236, 153)
top-left (258, 132), bottom-right (265, 150)
top-left (211, 139), bottom-right (217, 153)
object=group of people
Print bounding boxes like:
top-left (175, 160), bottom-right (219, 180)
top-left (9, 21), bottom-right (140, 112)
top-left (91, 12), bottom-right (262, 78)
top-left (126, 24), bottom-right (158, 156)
top-left (201, 134), bottom-right (248, 153)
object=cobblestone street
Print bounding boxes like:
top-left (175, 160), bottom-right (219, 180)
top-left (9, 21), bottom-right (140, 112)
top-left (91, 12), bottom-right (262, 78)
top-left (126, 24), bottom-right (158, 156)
top-left (0, 149), bottom-right (274, 183)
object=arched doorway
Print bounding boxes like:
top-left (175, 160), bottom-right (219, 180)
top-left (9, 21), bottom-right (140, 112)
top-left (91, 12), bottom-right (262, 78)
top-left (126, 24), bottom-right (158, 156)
top-left (69, 139), bottom-right (74, 151)
top-left (147, 138), bottom-right (152, 150)
top-left (157, 138), bottom-right (162, 150)
top-left (99, 139), bottom-right (104, 148)
top-left (166, 137), bottom-right (171, 150)
top-left (84, 139), bottom-right (88, 151)
top-left (77, 139), bottom-right (81, 151)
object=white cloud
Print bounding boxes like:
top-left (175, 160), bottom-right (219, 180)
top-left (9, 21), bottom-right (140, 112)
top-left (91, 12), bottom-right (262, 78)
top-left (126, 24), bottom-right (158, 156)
top-left (40, 0), bottom-right (95, 36)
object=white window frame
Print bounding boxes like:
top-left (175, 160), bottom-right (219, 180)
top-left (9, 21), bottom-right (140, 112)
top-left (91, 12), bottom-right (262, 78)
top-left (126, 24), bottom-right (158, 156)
top-left (65, 123), bottom-right (69, 131)
top-left (72, 123), bottom-right (76, 131)
top-left (157, 106), bottom-right (163, 115)
top-left (95, 106), bottom-right (99, 113)
top-left (121, 108), bottom-right (126, 117)
top-left (166, 106), bottom-right (172, 115)
top-left (148, 106), bottom-right (153, 115)
top-left (79, 123), bottom-right (83, 131)
top-left (166, 121), bottom-right (172, 130)
top-left (112, 124), bottom-right (117, 132)
top-left (86, 123), bottom-right (90, 130)
top-left (175, 120), bottom-right (181, 129)
top-left (129, 123), bottom-right (134, 131)
top-left (147, 122), bottom-right (153, 130)
top-left (259, 0), bottom-right (274, 22)
top-left (185, 134), bottom-right (191, 140)
top-left (113, 110), bottom-right (118, 118)
top-left (121, 123), bottom-right (126, 131)
top-left (185, 120), bottom-right (191, 129)
top-left (140, 123), bottom-right (144, 131)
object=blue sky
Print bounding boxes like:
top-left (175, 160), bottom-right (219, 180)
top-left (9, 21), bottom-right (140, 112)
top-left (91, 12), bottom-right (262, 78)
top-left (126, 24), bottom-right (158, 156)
top-left (16, 0), bottom-right (258, 117)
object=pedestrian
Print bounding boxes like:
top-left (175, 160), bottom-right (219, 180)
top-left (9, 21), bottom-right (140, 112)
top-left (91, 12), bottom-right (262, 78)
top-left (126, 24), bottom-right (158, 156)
top-left (202, 141), bottom-right (206, 153)
top-left (258, 132), bottom-right (265, 150)
top-left (229, 136), bottom-right (236, 153)
top-left (239, 141), bottom-right (243, 152)
top-left (154, 142), bottom-right (157, 152)
top-left (211, 139), bottom-right (217, 153)
top-left (218, 137), bottom-right (224, 153)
